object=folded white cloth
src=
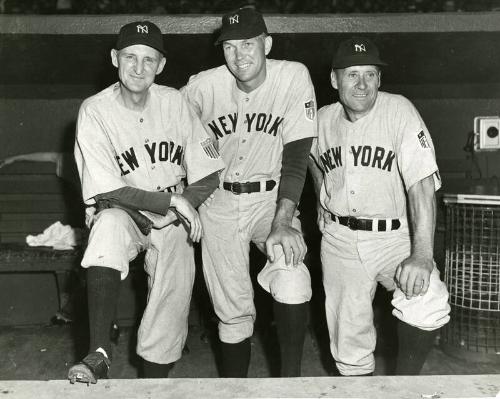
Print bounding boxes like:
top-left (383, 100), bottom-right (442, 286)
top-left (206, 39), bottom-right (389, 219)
top-left (26, 221), bottom-right (84, 250)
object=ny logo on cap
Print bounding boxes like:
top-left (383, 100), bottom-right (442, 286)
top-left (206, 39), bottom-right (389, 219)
top-left (136, 25), bottom-right (149, 34)
top-left (229, 14), bottom-right (239, 24)
top-left (354, 44), bottom-right (366, 52)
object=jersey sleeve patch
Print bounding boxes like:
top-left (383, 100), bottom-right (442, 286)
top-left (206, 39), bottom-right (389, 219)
top-left (304, 100), bottom-right (316, 121)
top-left (200, 138), bottom-right (220, 159)
top-left (418, 130), bottom-right (430, 148)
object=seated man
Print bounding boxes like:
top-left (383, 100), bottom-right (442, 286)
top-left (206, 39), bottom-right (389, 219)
top-left (68, 20), bottom-right (224, 384)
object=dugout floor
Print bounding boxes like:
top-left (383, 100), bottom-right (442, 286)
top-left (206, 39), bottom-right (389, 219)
top-left (0, 310), bottom-right (497, 381)
top-left (0, 240), bottom-right (498, 380)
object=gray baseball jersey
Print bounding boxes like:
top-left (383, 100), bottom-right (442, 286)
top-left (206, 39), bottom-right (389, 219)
top-left (311, 91), bottom-right (441, 220)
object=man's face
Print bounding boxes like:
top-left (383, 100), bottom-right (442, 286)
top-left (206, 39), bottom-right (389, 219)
top-left (222, 35), bottom-right (272, 93)
top-left (111, 44), bottom-right (166, 96)
top-left (331, 65), bottom-right (381, 122)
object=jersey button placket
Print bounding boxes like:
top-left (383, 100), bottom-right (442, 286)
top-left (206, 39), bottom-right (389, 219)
top-left (234, 94), bottom-right (249, 180)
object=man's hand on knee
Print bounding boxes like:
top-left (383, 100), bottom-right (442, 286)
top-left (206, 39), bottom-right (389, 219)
top-left (265, 222), bottom-right (306, 267)
top-left (395, 255), bottom-right (433, 299)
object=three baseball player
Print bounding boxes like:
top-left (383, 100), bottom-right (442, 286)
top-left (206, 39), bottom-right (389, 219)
top-left (68, 12), bottom-right (451, 382)
top-left (308, 37), bottom-right (450, 376)
top-left (68, 20), bottom-right (224, 384)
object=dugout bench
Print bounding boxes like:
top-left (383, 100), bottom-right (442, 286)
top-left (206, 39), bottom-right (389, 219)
top-left (0, 161), bottom-right (178, 328)
top-left (0, 161), bottom-right (84, 323)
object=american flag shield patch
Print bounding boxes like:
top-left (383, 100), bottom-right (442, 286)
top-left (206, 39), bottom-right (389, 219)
top-left (418, 130), bottom-right (430, 148)
top-left (201, 138), bottom-right (219, 159)
top-left (304, 100), bottom-right (316, 121)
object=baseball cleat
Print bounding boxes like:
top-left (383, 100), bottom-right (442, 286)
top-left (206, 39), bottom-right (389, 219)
top-left (68, 351), bottom-right (110, 384)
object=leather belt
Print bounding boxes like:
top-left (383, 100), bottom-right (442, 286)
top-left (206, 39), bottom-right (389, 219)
top-left (223, 180), bottom-right (276, 195)
top-left (331, 214), bottom-right (401, 232)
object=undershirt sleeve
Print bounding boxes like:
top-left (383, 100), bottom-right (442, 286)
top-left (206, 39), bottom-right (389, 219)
top-left (181, 171), bottom-right (220, 208)
top-left (95, 187), bottom-right (172, 215)
top-left (95, 171), bottom-right (220, 214)
top-left (278, 137), bottom-right (313, 204)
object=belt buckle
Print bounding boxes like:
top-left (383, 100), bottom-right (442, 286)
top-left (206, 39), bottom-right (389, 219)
top-left (230, 182), bottom-right (241, 195)
top-left (347, 216), bottom-right (358, 230)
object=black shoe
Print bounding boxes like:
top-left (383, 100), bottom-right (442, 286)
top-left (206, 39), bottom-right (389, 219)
top-left (68, 351), bottom-right (110, 385)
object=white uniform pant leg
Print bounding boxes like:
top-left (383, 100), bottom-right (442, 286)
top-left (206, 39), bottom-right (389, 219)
top-left (136, 223), bottom-right (195, 364)
top-left (254, 197), bottom-right (312, 305)
top-left (359, 229), bottom-right (451, 331)
top-left (321, 224), bottom-right (378, 376)
top-left (199, 188), bottom-right (255, 344)
top-left (81, 208), bottom-right (149, 280)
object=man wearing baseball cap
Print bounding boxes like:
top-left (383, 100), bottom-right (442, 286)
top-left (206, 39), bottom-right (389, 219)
top-left (214, 5), bottom-right (268, 45)
top-left (182, 7), bottom-right (317, 377)
top-left (309, 36), bottom-right (450, 376)
top-left (67, 20), bottom-right (224, 384)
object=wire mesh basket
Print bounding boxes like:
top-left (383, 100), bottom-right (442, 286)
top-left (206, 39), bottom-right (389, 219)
top-left (441, 194), bottom-right (500, 362)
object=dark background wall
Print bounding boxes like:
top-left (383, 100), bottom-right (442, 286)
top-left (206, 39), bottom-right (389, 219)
top-left (1, 13), bottom-right (500, 325)
top-left (1, 13), bottom-right (500, 185)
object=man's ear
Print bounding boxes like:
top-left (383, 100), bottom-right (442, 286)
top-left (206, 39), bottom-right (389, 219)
top-left (264, 35), bottom-right (273, 56)
top-left (111, 49), bottom-right (119, 68)
top-left (330, 70), bottom-right (339, 90)
top-left (377, 69), bottom-right (382, 89)
top-left (156, 56), bottom-right (166, 75)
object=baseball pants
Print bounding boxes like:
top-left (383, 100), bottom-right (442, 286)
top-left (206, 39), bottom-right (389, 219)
top-left (199, 186), bottom-right (312, 344)
top-left (81, 207), bottom-right (195, 364)
top-left (321, 220), bottom-right (450, 375)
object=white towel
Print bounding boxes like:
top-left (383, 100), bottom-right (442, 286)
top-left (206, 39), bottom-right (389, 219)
top-left (26, 221), bottom-right (84, 250)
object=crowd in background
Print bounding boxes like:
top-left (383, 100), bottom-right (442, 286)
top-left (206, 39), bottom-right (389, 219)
top-left (1, 0), bottom-right (500, 14)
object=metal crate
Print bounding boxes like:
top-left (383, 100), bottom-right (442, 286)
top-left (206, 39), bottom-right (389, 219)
top-left (441, 194), bottom-right (500, 362)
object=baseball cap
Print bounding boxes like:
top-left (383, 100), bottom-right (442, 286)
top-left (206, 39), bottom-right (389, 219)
top-left (215, 7), bottom-right (268, 45)
top-left (332, 37), bottom-right (387, 69)
top-left (116, 20), bottom-right (166, 55)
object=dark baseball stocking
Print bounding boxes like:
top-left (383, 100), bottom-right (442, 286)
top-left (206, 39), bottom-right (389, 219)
top-left (87, 266), bottom-right (121, 358)
top-left (273, 300), bottom-right (309, 377)
top-left (220, 338), bottom-right (251, 377)
top-left (142, 359), bottom-right (174, 378)
top-left (396, 320), bottom-right (438, 375)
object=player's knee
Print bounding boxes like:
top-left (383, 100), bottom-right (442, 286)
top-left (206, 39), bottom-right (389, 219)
top-left (269, 269), bottom-right (312, 305)
top-left (392, 278), bottom-right (450, 330)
